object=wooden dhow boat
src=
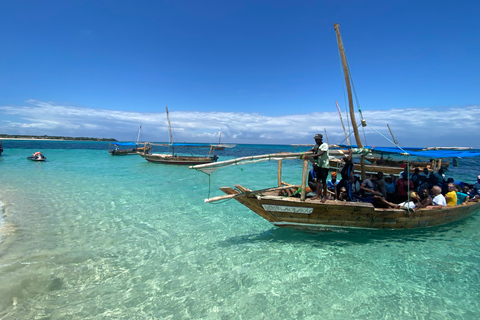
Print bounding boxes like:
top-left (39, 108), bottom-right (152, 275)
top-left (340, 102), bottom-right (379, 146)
top-left (109, 142), bottom-right (152, 155)
top-left (139, 107), bottom-right (219, 165)
top-left (191, 148), bottom-right (480, 231)
top-left (109, 125), bottom-right (152, 155)
top-left (189, 23), bottom-right (480, 231)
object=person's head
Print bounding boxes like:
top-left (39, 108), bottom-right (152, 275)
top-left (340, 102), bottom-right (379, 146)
top-left (410, 191), bottom-right (419, 201)
top-left (414, 168), bottom-right (420, 173)
top-left (432, 186), bottom-right (442, 195)
top-left (477, 175), bottom-right (480, 182)
top-left (385, 176), bottom-right (392, 183)
top-left (447, 183), bottom-right (455, 192)
top-left (314, 133), bottom-right (323, 143)
top-left (463, 185), bottom-right (470, 193)
top-left (377, 171), bottom-right (384, 179)
top-left (331, 172), bottom-right (337, 180)
top-left (446, 177), bottom-right (454, 184)
top-left (423, 168), bottom-right (429, 174)
top-left (370, 174), bottom-right (378, 181)
top-left (420, 188), bottom-right (429, 198)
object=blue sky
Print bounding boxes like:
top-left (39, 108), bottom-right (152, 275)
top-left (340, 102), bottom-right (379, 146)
top-left (1, 0), bottom-right (479, 147)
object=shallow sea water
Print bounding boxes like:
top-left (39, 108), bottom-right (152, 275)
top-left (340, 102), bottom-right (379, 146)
top-left (1, 140), bottom-right (480, 319)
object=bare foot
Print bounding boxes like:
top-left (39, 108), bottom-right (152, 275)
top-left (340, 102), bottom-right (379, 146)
top-left (311, 196), bottom-right (320, 200)
top-left (320, 198), bottom-right (327, 203)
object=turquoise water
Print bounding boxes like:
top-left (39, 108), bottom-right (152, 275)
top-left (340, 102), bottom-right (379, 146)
top-left (1, 140), bottom-right (480, 319)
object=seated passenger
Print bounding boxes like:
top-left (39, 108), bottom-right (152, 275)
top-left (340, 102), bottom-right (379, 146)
top-left (327, 172), bottom-right (339, 198)
top-left (376, 171), bottom-right (387, 198)
top-left (472, 175), bottom-right (480, 198)
top-left (351, 175), bottom-right (361, 195)
top-left (416, 187), bottom-right (433, 208)
top-left (445, 183), bottom-right (457, 206)
top-left (417, 175), bottom-right (430, 192)
top-left (338, 187), bottom-right (348, 201)
top-left (384, 175), bottom-right (396, 202)
top-left (456, 185), bottom-right (470, 205)
top-left (397, 191), bottom-right (420, 210)
top-left (307, 168), bottom-right (317, 193)
top-left (427, 186), bottom-right (447, 209)
top-left (411, 168), bottom-right (421, 189)
top-left (464, 185), bottom-right (479, 202)
top-left (360, 174), bottom-right (397, 208)
top-left (395, 173), bottom-right (414, 203)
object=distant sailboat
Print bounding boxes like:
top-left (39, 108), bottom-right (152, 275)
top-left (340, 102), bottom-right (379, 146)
top-left (108, 125), bottom-right (152, 155)
top-left (213, 131), bottom-right (236, 150)
top-left (139, 107), bottom-right (219, 165)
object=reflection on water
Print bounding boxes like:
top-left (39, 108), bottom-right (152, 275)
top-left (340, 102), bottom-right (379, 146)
top-left (219, 213), bottom-right (479, 249)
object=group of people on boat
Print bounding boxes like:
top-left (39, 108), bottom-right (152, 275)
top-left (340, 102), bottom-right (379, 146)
top-left (304, 133), bottom-right (480, 210)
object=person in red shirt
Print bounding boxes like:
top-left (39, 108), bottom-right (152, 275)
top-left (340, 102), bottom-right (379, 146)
top-left (395, 173), bottom-right (414, 203)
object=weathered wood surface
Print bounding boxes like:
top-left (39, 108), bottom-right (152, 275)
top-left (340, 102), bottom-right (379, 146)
top-left (220, 186), bottom-right (480, 230)
top-left (140, 153), bottom-right (217, 165)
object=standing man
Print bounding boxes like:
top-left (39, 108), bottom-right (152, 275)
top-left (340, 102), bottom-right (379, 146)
top-left (336, 148), bottom-right (354, 200)
top-left (304, 134), bottom-right (329, 202)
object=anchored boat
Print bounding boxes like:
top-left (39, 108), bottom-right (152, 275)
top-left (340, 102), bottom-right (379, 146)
top-left (190, 23), bottom-right (480, 231)
top-left (139, 107), bottom-right (219, 165)
top-left (109, 125), bottom-right (152, 155)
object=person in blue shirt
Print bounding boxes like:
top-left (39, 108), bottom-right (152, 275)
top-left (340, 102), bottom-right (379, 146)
top-left (327, 172), bottom-right (339, 199)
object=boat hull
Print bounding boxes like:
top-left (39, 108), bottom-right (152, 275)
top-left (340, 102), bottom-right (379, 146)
top-left (140, 153), bottom-right (218, 165)
top-left (222, 187), bottom-right (480, 230)
top-left (109, 146), bottom-right (152, 155)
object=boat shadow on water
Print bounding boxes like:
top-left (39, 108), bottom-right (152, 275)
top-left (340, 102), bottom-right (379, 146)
top-left (220, 214), bottom-right (480, 248)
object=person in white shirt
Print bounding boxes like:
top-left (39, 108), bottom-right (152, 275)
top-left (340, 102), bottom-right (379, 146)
top-left (427, 186), bottom-right (447, 208)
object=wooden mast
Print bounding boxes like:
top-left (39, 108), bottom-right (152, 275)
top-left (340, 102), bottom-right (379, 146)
top-left (334, 23), bottom-right (366, 179)
top-left (165, 106), bottom-right (175, 156)
top-left (136, 125), bottom-right (142, 144)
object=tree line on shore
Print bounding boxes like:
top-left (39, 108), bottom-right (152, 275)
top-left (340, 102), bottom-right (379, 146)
top-left (0, 134), bottom-right (117, 141)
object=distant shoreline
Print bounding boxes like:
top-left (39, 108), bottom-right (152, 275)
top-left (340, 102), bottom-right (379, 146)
top-left (2, 138), bottom-right (85, 141)
top-left (0, 135), bottom-right (116, 142)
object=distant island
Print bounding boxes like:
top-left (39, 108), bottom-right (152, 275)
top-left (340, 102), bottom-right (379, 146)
top-left (0, 134), bottom-right (117, 142)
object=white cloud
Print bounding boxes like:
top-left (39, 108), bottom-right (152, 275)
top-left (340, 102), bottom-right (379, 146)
top-left (0, 100), bottom-right (479, 148)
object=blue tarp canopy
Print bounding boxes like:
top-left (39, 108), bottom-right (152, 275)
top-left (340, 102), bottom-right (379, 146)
top-left (339, 145), bottom-right (480, 159)
top-left (112, 142), bottom-right (137, 146)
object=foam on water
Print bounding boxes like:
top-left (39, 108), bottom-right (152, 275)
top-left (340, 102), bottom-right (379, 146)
top-left (1, 141), bottom-right (480, 319)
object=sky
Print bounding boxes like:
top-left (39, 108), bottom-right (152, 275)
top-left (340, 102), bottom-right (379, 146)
top-left (0, 0), bottom-right (479, 147)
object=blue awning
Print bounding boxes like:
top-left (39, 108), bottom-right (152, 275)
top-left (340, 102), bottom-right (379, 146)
top-left (112, 142), bottom-right (137, 146)
top-left (339, 145), bottom-right (480, 159)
